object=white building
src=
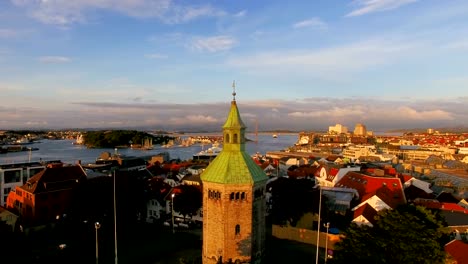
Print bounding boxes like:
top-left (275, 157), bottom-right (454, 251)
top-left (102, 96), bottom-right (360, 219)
top-left (353, 123), bottom-right (367, 136)
top-left (0, 162), bottom-right (46, 206)
top-left (343, 145), bottom-right (377, 160)
top-left (329, 124), bottom-right (348, 134)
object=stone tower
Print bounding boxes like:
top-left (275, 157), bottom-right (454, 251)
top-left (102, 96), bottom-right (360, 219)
top-left (200, 89), bottom-right (268, 264)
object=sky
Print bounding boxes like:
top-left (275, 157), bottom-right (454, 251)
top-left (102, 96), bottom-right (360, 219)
top-left (1, 0), bottom-right (468, 132)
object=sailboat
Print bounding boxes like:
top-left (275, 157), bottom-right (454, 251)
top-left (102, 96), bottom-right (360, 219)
top-left (142, 137), bottom-right (153, 150)
top-left (73, 134), bottom-right (84, 145)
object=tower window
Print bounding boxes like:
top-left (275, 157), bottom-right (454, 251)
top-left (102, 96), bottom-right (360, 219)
top-left (241, 192), bottom-right (245, 200)
top-left (230, 192), bottom-right (234, 200)
top-left (235, 224), bottom-right (240, 235)
top-left (225, 133), bottom-right (230, 143)
top-left (233, 133), bottom-right (238, 143)
top-left (235, 192), bottom-right (240, 200)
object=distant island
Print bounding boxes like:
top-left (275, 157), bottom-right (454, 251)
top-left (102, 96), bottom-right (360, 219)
top-left (83, 130), bottom-right (174, 148)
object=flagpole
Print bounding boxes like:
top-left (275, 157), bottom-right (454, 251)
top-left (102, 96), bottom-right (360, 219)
top-left (316, 185), bottom-right (322, 264)
top-left (114, 170), bottom-right (118, 264)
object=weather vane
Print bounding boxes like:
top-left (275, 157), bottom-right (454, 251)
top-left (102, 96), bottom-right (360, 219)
top-left (232, 80), bottom-right (236, 101)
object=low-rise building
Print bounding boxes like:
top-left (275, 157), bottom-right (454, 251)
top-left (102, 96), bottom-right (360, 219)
top-left (6, 163), bottom-right (87, 225)
top-left (0, 161), bottom-right (49, 206)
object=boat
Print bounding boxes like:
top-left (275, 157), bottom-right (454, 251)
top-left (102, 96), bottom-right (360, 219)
top-left (272, 134), bottom-right (278, 138)
top-left (142, 137), bottom-right (153, 150)
top-left (193, 143), bottom-right (222, 160)
top-left (73, 134), bottom-right (84, 145)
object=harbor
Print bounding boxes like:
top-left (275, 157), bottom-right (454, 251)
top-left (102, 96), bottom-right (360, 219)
top-left (0, 133), bottom-right (298, 165)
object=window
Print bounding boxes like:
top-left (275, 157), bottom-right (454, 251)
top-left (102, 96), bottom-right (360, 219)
top-left (225, 134), bottom-right (230, 143)
top-left (4, 170), bottom-right (21, 183)
top-left (241, 192), bottom-right (245, 200)
top-left (233, 134), bottom-right (238, 143)
top-left (230, 192), bottom-right (234, 200)
top-left (235, 224), bottom-right (240, 235)
top-left (235, 192), bottom-right (240, 200)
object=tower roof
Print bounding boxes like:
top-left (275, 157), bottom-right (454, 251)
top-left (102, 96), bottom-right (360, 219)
top-left (201, 151), bottom-right (267, 184)
top-left (222, 100), bottom-right (246, 129)
top-left (201, 88), bottom-right (267, 185)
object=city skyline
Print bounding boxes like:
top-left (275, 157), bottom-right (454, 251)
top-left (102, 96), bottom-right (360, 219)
top-left (1, 0), bottom-right (468, 130)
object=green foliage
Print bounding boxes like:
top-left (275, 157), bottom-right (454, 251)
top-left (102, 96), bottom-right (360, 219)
top-left (83, 130), bottom-right (173, 148)
top-left (331, 204), bottom-right (447, 264)
top-left (173, 185), bottom-right (202, 218)
top-left (269, 178), bottom-right (319, 226)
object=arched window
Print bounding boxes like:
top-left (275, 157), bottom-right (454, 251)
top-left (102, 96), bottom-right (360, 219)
top-left (235, 192), bottom-right (240, 200)
top-left (230, 192), bottom-right (234, 200)
top-left (241, 192), bottom-right (245, 200)
top-left (235, 224), bottom-right (240, 235)
top-left (225, 133), bottom-right (230, 143)
top-left (233, 133), bottom-right (238, 143)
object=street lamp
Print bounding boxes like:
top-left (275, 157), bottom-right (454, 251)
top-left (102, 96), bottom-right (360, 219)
top-left (324, 222), bottom-right (330, 263)
top-left (95, 222), bottom-right (101, 264)
top-left (315, 185), bottom-right (322, 264)
top-left (171, 193), bottom-right (175, 234)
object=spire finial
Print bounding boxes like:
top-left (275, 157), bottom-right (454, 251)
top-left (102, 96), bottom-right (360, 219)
top-left (232, 80), bottom-right (236, 101)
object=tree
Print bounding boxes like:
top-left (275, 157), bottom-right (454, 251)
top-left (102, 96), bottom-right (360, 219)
top-left (173, 185), bottom-right (202, 219)
top-left (331, 204), bottom-right (447, 264)
top-left (269, 177), bottom-right (319, 226)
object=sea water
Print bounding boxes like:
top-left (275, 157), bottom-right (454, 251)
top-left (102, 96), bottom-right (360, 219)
top-left (0, 133), bottom-right (298, 165)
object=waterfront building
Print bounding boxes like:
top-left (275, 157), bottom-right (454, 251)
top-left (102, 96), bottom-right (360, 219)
top-left (329, 124), bottom-right (348, 134)
top-left (353, 123), bottom-right (367, 137)
top-left (201, 91), bottom-right (268, 264)
top-left (0, 162), bottom-right (47, 206)
top-left (354, 123), bottom-right (366, 136)
top-left (342, 145), bottom-right (377, 160)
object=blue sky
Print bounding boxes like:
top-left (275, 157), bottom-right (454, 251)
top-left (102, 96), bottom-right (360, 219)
top-left (1, 0), bottom-right (468, 131)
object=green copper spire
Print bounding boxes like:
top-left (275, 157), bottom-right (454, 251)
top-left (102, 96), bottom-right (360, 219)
top-left (200, 85), bottom-right (268, 184)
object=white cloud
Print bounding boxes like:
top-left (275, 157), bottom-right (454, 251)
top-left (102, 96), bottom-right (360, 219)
top-left (38, 56), bottom-right (71, 63)
top-left (12, 0), bottom-right (225, 25)
top-left (346, 0), bottom-right (418, 17)
top-left (168, 115), bottom-right (218, 125)
top-left (292, 18), bottom-right (326, 29)
top-left (396, 106), bottom-right (454, 121)
top-left (0, 96), bottom-right (465, 129)
top-left (227, 38), bottom-right (417, 75)
top-left (145, 53), bottom-right (168, 59)
top-left (191, 35), bottom-right (237, 52)
top-left (444, 39), bottom-right (468, 50)
top-left (0, 28), bottom-right (17, 38)
top-left (164, 5), bottom-right (225, 24)
top-left (234, 10), bottom-right (247, 18)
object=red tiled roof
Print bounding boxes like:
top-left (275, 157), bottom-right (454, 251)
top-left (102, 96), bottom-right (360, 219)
top-left (20, 164), bottom-right (86, 194)
top-left (353, 203), bottom-right (378, 226)
top-left (399, 174), bottom-right (413, 183)
top-left (336, 171), bottom-right (406, 209)
top-left (445, 240), bottom-right (468, 264)
top-left (413, 199), bottom-right (468, 213)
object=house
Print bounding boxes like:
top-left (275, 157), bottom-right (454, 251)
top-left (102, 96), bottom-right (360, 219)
top-left (0, 161), bottom-right (48, 206)
top-left (145, 176), bottom-right (171, 223)
top-left (315, 165), bottom-right (361, 187)
top-left (445, 240), bottom-right (468, 264)
top-left (321, 186), bottom-right (359, 215)
top-left (260, 162), bottom-right (279, 177)
top-left (0, 206), bottom-right (18, 232)
top-left (6, 163), bottom-right (87, 225)
top-left (335, 171), bottom-right (406, 226)
top-left (181, 174), bottom-right (202, 186)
